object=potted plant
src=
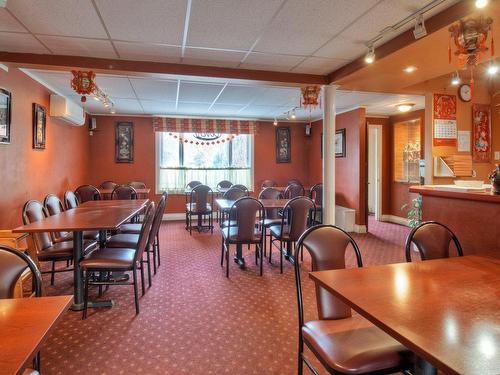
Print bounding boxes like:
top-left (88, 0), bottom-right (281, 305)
top-left (401, 196), bottom-right (422, 228)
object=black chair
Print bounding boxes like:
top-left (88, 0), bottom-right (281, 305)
top-left (75, 185), bottom-right (101, 203)
top-left (185, 184), bottom-right (214, 235)
top-left (294, 225), bottom-right (414, 375)
top-left (99, 181), bottom-right (118, 200)
top-left (221, 197), bottom-right (265, 277)
top-left (284, 183), bottom-right (305, 198)
top-left (129, 181), bottom-right (148, 199)
top-left (309, 183), bottom-right (323, 224)
top-left (0, 245), bottom-right (43, 372)
top-left (231, 184), bottom-right (249, 196)
top-left (405, 221), bottom-right (463, 262)
top-left (64, 190), bottom-right (79, 209)
top-left (261, 179), bottom-right (277, 189)
top-left (80, 202), bottom-right (155, 319)
top-left (219, 187), bottom-right (247, 226)
top-left (216, 180), bottom-right (233, 191)
top-left (258, 187), bottom-right (283, 255)
top-left (112, 185), bottom-right (138, 200)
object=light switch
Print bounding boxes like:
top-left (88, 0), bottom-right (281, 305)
top-left (495, 151), bottom-right (500, 160)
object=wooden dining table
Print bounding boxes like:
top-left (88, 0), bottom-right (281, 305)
top-left (0, 296), bottom-right (72, 375)
top-left (309, 256), bottom-right (500, 375)
top-left (98, 187), bottom-right (150, 195)
top-left (13, 199), bottom-right (148, 311)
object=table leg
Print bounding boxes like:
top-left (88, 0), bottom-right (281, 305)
top-left (71, 231), bottom-right (84, 310)
top-left (414, 356), bottom-right (437, 375)
top-left (99, 230), bottom-right (106, 248)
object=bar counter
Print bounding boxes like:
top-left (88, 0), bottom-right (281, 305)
top-left (409, 185), bottom-right (500, 258)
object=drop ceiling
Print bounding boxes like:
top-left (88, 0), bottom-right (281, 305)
top-left (23, 68), bottom-right (425, 119)
top-left (1, 0), bottom-right (458, 75)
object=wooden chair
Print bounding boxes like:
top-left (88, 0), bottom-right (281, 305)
top-left (221, 197), bottom-right (265, 277)
top-left (80, 202), bottom-right (155, 319)
top-left (294, 225), bottom-right (414, 375)
top-left (75, 185), bottom-right (101, 203)
top-left (405, 221), bottom-right (463, 262)
top-left (185, 185), bottom-right (214, 235)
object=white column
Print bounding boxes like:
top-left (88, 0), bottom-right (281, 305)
top-left (322, 85), bottom-right (337, 225)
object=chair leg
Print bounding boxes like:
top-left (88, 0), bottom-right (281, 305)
top-left (185, 211), bottom-right (188, 230)
top-left (298, 337), bottom-right (304, 375)
top-left (146, 248), bottom-right (152, 288)
top-left (280, 241), bottom-right (283, 274)
top-left (268, 235), bottom-right (273, 263)
top-left (140, 261), bottom-right (146, 296)
top-left (133, 268), bottom-right (140, 315)
top-left (255, 244), bottom-right (258, 265)
top-left (220, 237), bottom-right (225, 267)
top-left (226, 243), bottom-right (230, 278)
top-left (156, 233), bottom-right (161, 267)
top-left (300, 242), bottom-right (304, 262)
top-left (152, 245), bottom-right (157, 275)
top-left (82, 270), bottom-right (90, 320)
top-left (259, 243), bottom-right (263, 276)
top-left (50, 261), bottom-right (56, 285)
top-left (189, 213), bottom-right (192, 235)
top-left (33, 351), bottom-right (40, 372)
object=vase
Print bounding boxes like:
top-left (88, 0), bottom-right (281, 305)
top-left (489, 164), bottom-right (500, 194)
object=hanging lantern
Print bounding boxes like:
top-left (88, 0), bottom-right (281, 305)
top-left (70, 70), bottom-right (96, 103)
top-left (300, 86), bottom-right (321, 110)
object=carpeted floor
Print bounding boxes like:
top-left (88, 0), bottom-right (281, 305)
top-left (39, 217), bottom-right (410, 375)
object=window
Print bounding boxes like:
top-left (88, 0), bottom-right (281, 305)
top-left (393, 119), bottom-right (421, 183)
top-left (156, 132), bottom-right (253, 193)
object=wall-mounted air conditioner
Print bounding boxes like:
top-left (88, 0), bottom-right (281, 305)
top-left (49, 95), bottom-right (85, 126)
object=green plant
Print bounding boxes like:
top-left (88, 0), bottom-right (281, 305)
top-left (401, 196), bottom-right (422, 228)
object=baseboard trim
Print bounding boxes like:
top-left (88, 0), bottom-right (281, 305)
top-left (353, 224), bottom-right (367, 233)
top-left (380, 215), bottom-right (409, 226)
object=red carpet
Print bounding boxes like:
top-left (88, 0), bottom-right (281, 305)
top-left (39, 217), bottom-right (410, 374)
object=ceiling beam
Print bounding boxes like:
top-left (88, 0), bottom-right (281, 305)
top-left (328, 0), bottom-right (476, 84)
top-left (0, 52), bottom-right (328, 85)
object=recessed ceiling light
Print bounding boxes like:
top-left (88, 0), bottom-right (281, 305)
top-left (273, 118), bottom-right (278, 126)
top-left (403, 66), bottom-right (417, 73)
top-left (475, 0), bottom-right (488, 9)
top-left (487, 64), bottom-right (499, 75)
top-left (396, 103), bottom-right (415, 112)
top-left (291, 110), bottom-right (296, 120)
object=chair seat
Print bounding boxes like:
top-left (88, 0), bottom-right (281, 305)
top-left (119, 223), bottom-right (141, 234)
top-left (261, 218), bottom-right (282, 227)
top-left (53, 230), bottom-right (100, 243)
top-left (22, 369), bottom-right (40, 375)
top-left (302, 317), bottom-right (413, 374)
top-left (106, 233), bottom-right (139, 248)
top-left (80, 248), bottom-right (136, 270)
top-left (222, 226), bottom-right (262, 243)
top-left (38, 240), bottom-right (96, 261)
top-left (186, 203), bottom-right (212, 214)
top-left (269, 224), bottom-right (291, 241)
top-left (220, 220), bottom-right (237, 227)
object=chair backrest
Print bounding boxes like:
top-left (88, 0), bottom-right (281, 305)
top-left (281, 196), bottom-right (315, 241)
top-left (112, 185), bottom-right (138, 200)
top-left (134, 202), bottom-right (156, 263)
top-left (43, 194), bottom-right (68, 239)
top-left (309, 183), bottom-right (323, 205)
top-left (261, 179), bottom-right (277, 188)
top-left (288, 179), bottom-right (303, 186)
top-left (258, 187), bottom-right (283, 219)
top-left (222, 187), bottom-right (247, 201)
top-left (64, 190), bottom-right (79, 209)
top-left (231, 184), bottom-right (249, 195)
top-left (22, 200), bottom-right (53, 252)
top-left (0, 245), bottom-right (42, 299)
top-left (75, 185), bottom-right (101, 203)
top-left (295, 225), bottom-right (363, 324)
top-left (284, 183), bottom-right (305, 198)
top-left (217, 180), bottom-right (233, 189)
top-left (405, 221), bottom-right (463, 261)
top-left (129, 181), bottom-right (146, 189)
top-left (190, 184), bottom-right (212, 212)
top-left (186, 180), bottom-right (202, 189)
top-left (147, 193), bottom-right (168, 248)
top-left (99, 181), bottom-right (118, 190)
top-left (227, 197), bottom-right (265, 242)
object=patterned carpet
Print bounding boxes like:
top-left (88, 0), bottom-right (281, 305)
top-left (39, 217), bottom-right (410, 375)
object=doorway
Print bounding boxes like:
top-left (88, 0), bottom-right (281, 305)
top-left (367, 124), bottom-right (382, 222)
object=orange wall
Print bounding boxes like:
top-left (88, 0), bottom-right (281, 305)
top-left (0, 66), bottom-right (90, 228)
top-left (88, 116), bottom-right (309, 213)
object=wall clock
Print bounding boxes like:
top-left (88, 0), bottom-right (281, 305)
top-left (458, 84), bottom-right (471, 102)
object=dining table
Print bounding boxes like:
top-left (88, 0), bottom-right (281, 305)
top-left (98, 187), bottom-right (150, 196)
top-left (0, 295), bottom-right (72, 375)
top-left (309, 255), bottom-right (500, 375)
top-left (13, 199), bottom-right (148, 311)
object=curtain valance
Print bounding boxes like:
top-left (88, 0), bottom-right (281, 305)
top-left (152, 117), bottom-right (257, 134)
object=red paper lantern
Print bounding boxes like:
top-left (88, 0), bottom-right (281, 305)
top-left (71, 70), bottom-right (96, 103)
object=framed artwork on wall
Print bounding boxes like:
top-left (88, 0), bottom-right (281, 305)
top-left (335, 128), bottom-right (346, 158)
top-left (472, 104), bottom-right (491, 163)
top-left (276, 126), bottom-right (291, 163)
top-left (32, 103), bottom-right (46, 150)
top-left (0, 88), bottom-right (12, 144)
top-left (115, 122), bottom-right (134, 163)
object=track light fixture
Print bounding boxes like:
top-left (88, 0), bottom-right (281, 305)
top-left (364, 45), bottom-right (375, 64)
top-left (413, 13), bottom-right (427, 39)
top-left (475, 0), bottom-right (488, 9)
top-left (451, 71), bottom-right (461, 86)
top-left (273, 118), bottom-right (278, 126)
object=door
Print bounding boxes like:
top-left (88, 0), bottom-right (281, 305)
top-left (367, 125), bottom-right (382, 221)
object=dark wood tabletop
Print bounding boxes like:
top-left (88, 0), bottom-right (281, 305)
top-left (215, 198), bottom-right (292, 210)
top-left (98, 187), bottom-right (150, 195)
top-left (79, 199), bottom-right (149, 208)
top-left (0, 296), bottom-right (72, 375)
top-left (309, 256), bottom-right (500, 375)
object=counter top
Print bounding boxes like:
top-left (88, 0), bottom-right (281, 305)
top-left (410, 185), bottom-right (500, 203)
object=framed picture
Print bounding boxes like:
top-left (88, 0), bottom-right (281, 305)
top-left (276, 126), bottom-right (291, 163)
top-left (0, 88), bottom-right (12, 144)
top-left (335, 128), bottom-right (346, 158)
top-left (115, 122), bottom-right (134, 163)
top-left (472, 104), bottom-right (491, 163)
top-left (32, 103), bottom-right (46, 150)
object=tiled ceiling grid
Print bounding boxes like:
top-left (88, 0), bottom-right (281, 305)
top-left (1, 0), bottom-right (458, 75)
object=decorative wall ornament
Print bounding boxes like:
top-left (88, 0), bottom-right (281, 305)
top-left (115, 122), bottom-right (134, 163)
top-left (300, 86), bottom-right (321, 110)
top-left (71, 71), bottom-right (96, 103)
top-left (0, 88), bottom-right (11, 144)
top-left (335, 129), bottom-right (346, 158)
top-left (276, 126), bottom-right (291, 163)
top-left (433, 94), bottom-right (457, 147)
top-left (32, 103), bottom-right (46, 150)
top-left (167, 132), bottom-right (236, 145)
top-left (152, 117), bottom-right (257, 134)
top-left (472, 103), bottom-right (491, 163)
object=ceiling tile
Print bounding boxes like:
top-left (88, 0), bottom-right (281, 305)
top-left (0, 32), bottom-right (49, 54)
top-left (252, 86), bottom-right (300, 106)
top-left (140, 100), bottom-right (177, 114)
top-left (0, 9), bottom-right (27, 32)
top-left (37, 36), bottom-right (118, 58)
top-left (95, 76), bottom-right (136, 99)
top-left (114, 41), bottom-right (181, 63)
top-left (216, 85), bottom-right (265, 105)
top-left (113, 98), bottom-right (144, 114)
top-left (314, 36), bottom-right (366, 60)
top-left (94, 0), bottom-right (186, 44)
top-left (7, 0), bottom-right (107, 38)
top-left (24, 70), bottom-right (74, 96)
top-left (240, 53), bottom-right (304, 72)
top-left (178, 81), bottom-right (224, 103)
top-left (176, 102), bottom-right (210, 115)
top-left (188, 0), bottom-right (283, 50)
top-left (291, 57), bottom-right (348, 75)
top-left (254, 0), bottom-right (379, 56)
top-left (182, 48), bottom-right (245, 68)
top-left (130, 78), bottom-right (178, 101)
top-left (208, 104), bottom-right (247, 116)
